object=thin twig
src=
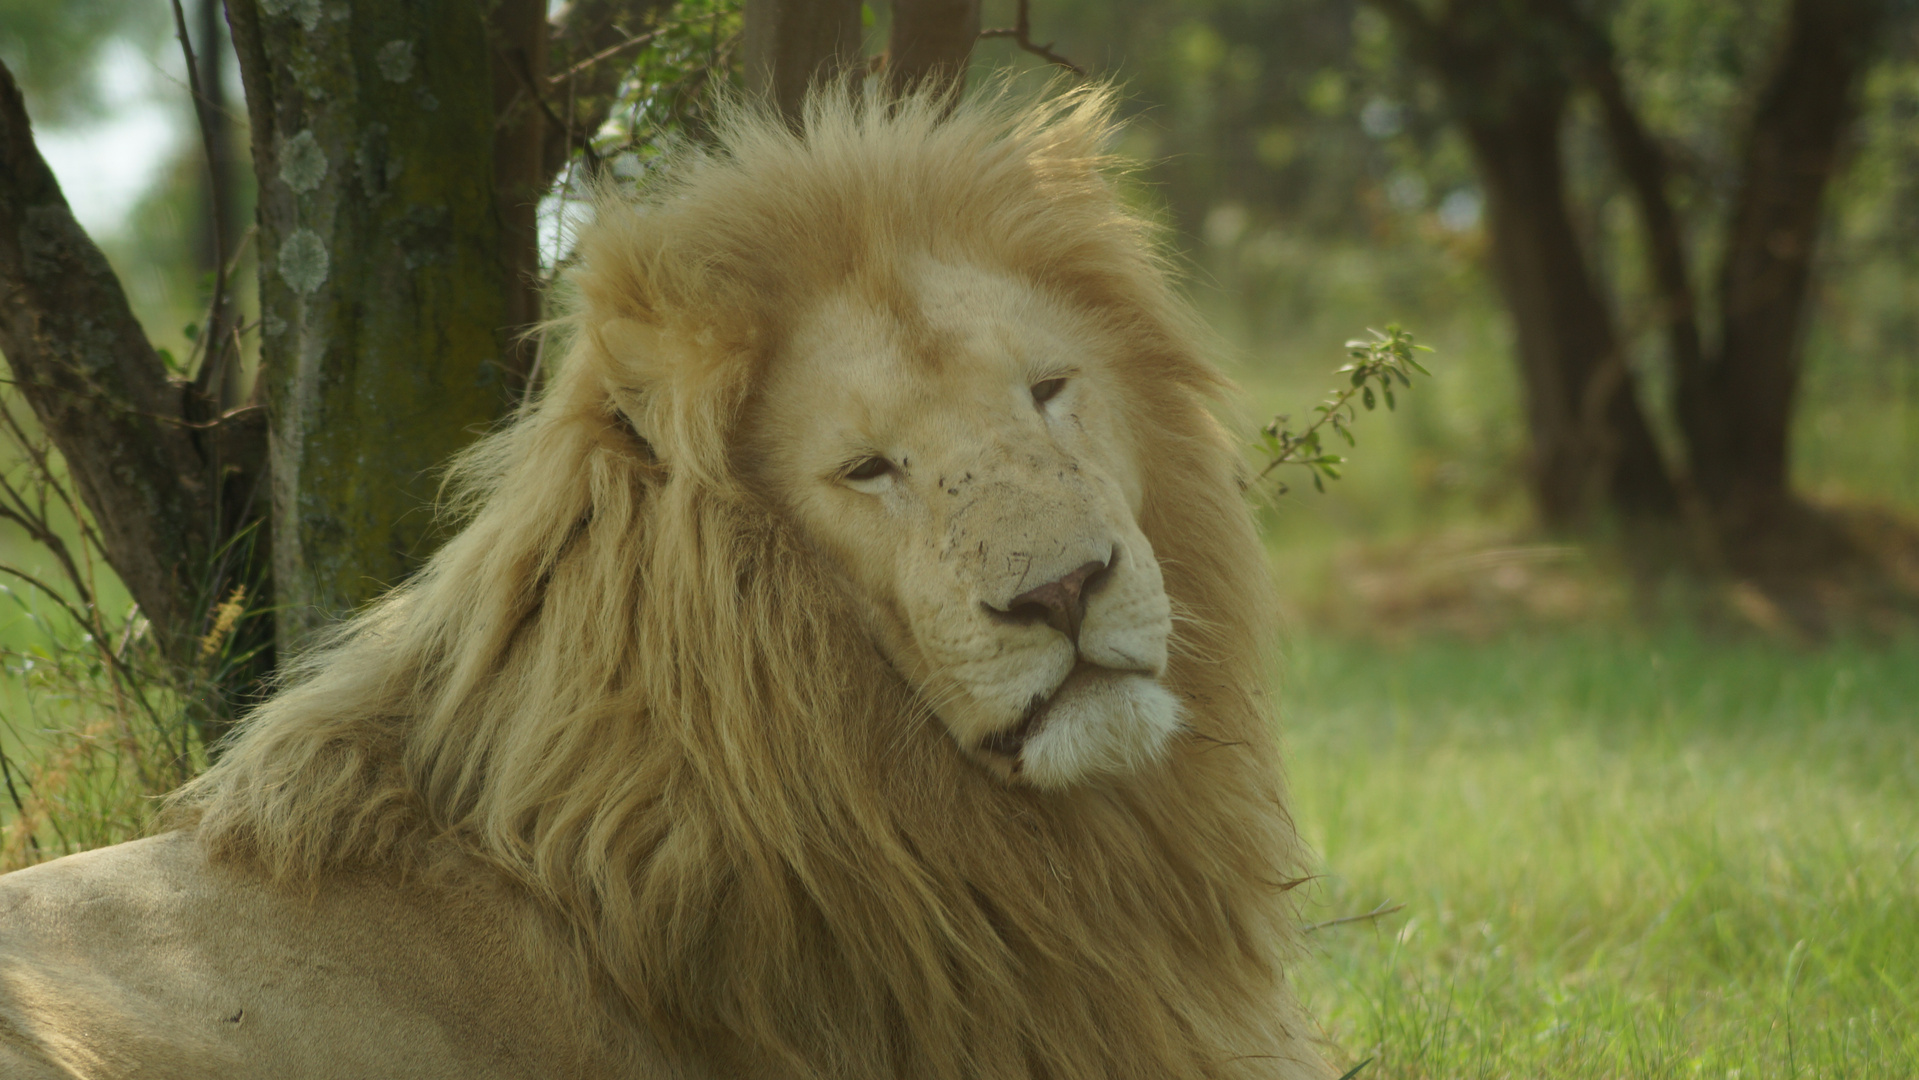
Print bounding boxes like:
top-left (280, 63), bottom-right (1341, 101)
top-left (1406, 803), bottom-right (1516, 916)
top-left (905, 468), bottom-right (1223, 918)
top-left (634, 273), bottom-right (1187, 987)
top-left (168, 0), bottom-right (233, 405)
top-left (0, 558), bottom-right (169, 739)
top-left (0, 476), bottom-right (96, 618)
top-left (979, 0), bottom-right (1087, 77)
top-left (1303, 901), bottom-right (1406, 934)
top-left (193, 226), bottom-right (257, 399)
top-left (547, 22), bottom-right (683, 87)
top-left (0, 402), bottom-right (109, 562)
top-left (1256, 326), bottom-right (1431, 494)
top-left (0, 738), bottom-right (31, 815)
top-left (500, 42), bottom-right (602, 176)
top-left (0, 565), bottom-right (105, 653)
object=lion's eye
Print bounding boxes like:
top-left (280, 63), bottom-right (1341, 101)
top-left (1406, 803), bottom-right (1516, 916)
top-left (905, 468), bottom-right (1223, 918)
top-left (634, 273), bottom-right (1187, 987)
top-left (1031, 377), bottom-right (1068, 407)
top-left (843, 456), bottom-right (893, 482)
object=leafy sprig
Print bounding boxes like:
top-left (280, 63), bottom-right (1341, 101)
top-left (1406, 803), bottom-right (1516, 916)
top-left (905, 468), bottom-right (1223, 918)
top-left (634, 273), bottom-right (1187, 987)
top-left (1256, 325), bottom-right (1433, 495)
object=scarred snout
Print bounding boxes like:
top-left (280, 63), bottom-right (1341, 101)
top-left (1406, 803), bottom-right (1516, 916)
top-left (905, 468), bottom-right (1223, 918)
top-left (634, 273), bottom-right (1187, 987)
top-left (928, 508), bottom-right (1178, 788)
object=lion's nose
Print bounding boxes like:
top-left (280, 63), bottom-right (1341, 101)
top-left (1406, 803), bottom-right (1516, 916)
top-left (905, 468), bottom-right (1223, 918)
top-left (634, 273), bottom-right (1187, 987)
top-left (987, 557), bottom-right (1111, 642)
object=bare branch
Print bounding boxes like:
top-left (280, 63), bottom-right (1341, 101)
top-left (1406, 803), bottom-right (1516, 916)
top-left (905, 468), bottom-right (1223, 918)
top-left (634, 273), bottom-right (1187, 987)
top-left (979, 0), bottom-right (1085, 77)
top-left (548, 22), bottom-right (676, 85)
top-left (543, 0), bottom-right (680, 176)
top-left (0, 565), bottom-right (107, 653)
top-left (167, 0), bottom-right (234, 407)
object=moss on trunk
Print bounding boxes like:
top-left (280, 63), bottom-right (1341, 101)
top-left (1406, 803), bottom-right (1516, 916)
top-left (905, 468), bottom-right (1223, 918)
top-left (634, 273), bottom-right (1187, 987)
top-left (230, 0), bottom-right (516, 650)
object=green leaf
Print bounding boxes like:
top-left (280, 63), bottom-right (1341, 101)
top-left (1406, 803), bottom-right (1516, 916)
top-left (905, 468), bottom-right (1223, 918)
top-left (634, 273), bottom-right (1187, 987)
top-left (183, 322), bottom-right (199, 341)
top-left (1384, 387), bottom-right (1396, 410)
top-left (1311, 471), bottom-right (1325, 493)
top-left (1362, 386), bottom-right (1375, 410)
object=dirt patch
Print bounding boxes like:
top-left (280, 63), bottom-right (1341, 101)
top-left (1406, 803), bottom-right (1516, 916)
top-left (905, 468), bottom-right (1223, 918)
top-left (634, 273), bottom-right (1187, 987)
top-left (1287, 498), bottom-right (1919, 644)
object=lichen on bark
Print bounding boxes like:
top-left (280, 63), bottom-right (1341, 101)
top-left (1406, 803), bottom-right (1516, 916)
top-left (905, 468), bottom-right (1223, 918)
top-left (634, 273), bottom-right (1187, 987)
top-left (229, 0), bottom-right (517, 651)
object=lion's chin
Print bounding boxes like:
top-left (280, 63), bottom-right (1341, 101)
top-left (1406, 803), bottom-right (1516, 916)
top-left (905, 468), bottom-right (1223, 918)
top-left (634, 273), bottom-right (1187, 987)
top-left (977, 667), bottom-right (1183, 790)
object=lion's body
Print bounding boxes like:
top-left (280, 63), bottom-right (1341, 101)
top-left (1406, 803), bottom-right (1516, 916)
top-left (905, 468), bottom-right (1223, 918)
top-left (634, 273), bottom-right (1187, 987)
top-left (0, 89), bottom-right (1329, 1079)
top-left (0, 833), bottom-right (662, 1079)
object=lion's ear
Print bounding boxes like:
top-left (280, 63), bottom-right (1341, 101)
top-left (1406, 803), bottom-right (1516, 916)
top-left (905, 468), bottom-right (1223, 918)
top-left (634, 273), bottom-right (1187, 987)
top-left (594, 317), bottom-right (680, 446)
top-left (592, 317), bottom-right (733, 483)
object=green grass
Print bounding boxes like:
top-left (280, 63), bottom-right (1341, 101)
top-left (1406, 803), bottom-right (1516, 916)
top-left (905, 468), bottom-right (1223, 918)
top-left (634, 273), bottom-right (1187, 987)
top-left (1281, 627), bottom-right (1919, 1079)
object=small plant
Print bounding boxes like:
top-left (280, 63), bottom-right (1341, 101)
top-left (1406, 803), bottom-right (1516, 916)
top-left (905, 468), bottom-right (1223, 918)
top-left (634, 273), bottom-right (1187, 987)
top-left (1257, 325), bottom-right (1433, 495)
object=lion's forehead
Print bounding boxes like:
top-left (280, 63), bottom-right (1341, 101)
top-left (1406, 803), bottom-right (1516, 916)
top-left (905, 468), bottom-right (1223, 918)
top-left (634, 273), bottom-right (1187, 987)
top-left (775, 262), bottom-right (1100, 410)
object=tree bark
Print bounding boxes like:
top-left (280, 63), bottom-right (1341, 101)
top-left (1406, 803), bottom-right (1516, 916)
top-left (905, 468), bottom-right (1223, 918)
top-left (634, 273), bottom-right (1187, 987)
top-left (0, 60), bottom-right (261, 665)
top-left (884, 0), bottom-right (980, 98)
top-left (228, 0), bottom-right (517, 651)
top-left (1682, 0), bottom-right (1883, 529)
top-left (489, 0), bottom-right (549, 396)
top-left (743, 0), bottom-right (864, 124)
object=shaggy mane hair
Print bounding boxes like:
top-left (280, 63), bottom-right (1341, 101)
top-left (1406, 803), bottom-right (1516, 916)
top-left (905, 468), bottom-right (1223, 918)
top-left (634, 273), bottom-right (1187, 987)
top-left (176, 86), bottom-right (1318, 1079)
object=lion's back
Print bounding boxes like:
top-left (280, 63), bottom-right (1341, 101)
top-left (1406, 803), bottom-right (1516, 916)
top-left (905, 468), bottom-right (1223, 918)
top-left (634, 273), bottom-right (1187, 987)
top-left (0, 832), bottom-right (636, 1080)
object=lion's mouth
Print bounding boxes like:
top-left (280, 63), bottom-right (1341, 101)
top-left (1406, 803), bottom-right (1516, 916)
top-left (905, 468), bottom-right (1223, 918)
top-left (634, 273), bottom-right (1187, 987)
top-left (974, 662), bottom-right (1094, 771)
top-left (967, 663), bottom-right (1185, 789)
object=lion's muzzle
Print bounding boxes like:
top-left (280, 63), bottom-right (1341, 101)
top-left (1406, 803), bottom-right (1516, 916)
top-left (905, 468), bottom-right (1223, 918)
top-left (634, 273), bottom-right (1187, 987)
top-left (981, 554), bottom-right (1112, 644)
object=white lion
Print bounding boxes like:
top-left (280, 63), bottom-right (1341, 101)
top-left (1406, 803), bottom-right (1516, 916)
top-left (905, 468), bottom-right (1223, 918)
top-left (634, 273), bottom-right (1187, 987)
top-left (0, 87), bottom-right (1330, 1079)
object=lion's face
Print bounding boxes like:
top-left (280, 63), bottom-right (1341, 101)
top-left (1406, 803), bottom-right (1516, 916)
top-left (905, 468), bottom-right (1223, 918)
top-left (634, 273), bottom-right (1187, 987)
top-left (749, 259), bottom-right (1179, 789)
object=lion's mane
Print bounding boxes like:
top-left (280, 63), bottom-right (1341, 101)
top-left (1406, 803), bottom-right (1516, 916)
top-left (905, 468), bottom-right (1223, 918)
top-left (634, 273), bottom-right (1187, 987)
top-left (177, 87), bottom-right (1317, 1079)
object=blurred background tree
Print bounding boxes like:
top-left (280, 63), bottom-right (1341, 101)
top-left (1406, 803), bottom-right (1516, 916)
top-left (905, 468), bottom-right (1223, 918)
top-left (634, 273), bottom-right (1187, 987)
top-left (985, 0), bottom-right (1919, 628)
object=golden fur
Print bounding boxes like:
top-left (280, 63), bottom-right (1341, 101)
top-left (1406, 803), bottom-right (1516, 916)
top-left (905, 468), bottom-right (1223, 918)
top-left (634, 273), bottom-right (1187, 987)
top-left (173, 86), bottom-right (1324, 1078)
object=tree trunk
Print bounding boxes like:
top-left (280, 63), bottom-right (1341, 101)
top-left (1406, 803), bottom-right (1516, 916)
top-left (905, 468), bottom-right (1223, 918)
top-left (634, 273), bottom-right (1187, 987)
top-left (884, 0), bottom-right (981, 98)
top-left (1681, 0), bottom-right (1883, 530)
top-left (0, 60), bottom-right (263, 666)
top-left (192, 0), bottom-right (247, 411)
top-left (489, 0), bottom-right (550, 396)
top-left (1372, 0), bottom-right (1680, 527)
top-left (1462, 98), bottom-right (1678, 525)
top-left (1559, 3), bottom-right (1705, 431)
top-left (227, 0), bottom-right (517, 652)
top-left (743, 0), bottom-right (865, 123)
